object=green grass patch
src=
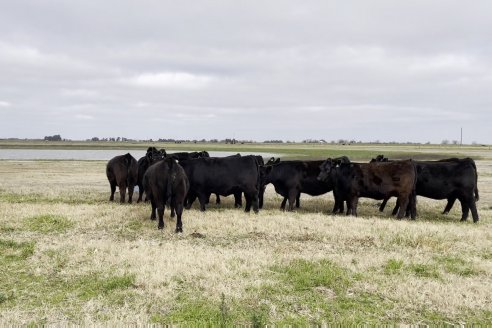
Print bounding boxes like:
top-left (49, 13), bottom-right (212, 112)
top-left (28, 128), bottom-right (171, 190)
top-left (255, 259), bottom-right (394, 324)
top-left (407, 263), bottom-right (441, 279)
top-left (0, 239), bottom-right (35, 262)
top-left (434, 255), bottom-right (481, 276)
top-left (24, 214), bottom-right (74, 233)
top-left (383, 259), bottom-right (404, 275)
top-left (75, 273), bottom-right (136, 300)
top-left (271, 259), bottom-right (352, 293)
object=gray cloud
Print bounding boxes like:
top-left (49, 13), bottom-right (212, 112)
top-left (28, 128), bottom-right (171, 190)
top-left (1, 0), bottom-right (491, 143)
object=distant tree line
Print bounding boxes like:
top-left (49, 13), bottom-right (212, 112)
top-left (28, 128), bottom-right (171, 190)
top-left (44, 134), bottom-right (62, 141)
top-left (33, 134), bottom-right (483, 146)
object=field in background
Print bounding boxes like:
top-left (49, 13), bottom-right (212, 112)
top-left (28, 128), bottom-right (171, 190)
top-left (1, 143), bottom-right (491, 325)
top-left (1, 139), bottom-right (491, 160)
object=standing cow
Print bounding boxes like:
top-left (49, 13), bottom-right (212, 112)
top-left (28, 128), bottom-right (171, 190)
top-left (180, 155), bottom-right (260, 213)
top-left (318, 159), bottom-right (417, 219)
top-left (142, 158), bottom-right (189, 232)
top-left (136, 147), bottom-right (166, 202)
top-left (262, 157), bottom-right (350, 211)
top-left (106, 153), bottom-right (138, 203)
top-left (373, 156), bottom-right (479, 222)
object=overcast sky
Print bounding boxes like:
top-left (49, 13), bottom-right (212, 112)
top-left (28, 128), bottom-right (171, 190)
top-left (1, 1), bottom-right (491, 143)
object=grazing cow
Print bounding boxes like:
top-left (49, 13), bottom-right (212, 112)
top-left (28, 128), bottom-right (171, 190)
top-left (136, 147), bottom-right (167, 202)
top-left (106, 153), bottom-right (138, 203)
top-left (374, 156), bottom-right (479, 222)
top-left (142, 158), bottom-right (189, 232)
top-left (180, 155), bottom-right (260, 213)
top-left (318, 160), bottom-right (417, 219)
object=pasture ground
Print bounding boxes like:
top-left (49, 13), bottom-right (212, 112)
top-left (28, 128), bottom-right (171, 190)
top-left (0, 143), bottom-right (491, 325)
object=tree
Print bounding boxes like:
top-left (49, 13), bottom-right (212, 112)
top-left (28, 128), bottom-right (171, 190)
top-left (441, 139), bottom-right (449, 145)
top-left (44, 134), bottom-right (62, 141)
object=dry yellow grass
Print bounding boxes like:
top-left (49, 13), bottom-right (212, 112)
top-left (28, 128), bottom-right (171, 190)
top-left (0, 158), bottom-right (491, 325)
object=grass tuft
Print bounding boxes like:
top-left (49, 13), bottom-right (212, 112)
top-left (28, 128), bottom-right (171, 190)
top-left (24, 214), bottom-right (74, 233)
top-left (434, 255), bottom-right (481, 276)
top-left (0, 239), bottom-right (35, 262)
top-left (407, 263), bottom-right (441, 279)
top-left (383, 259), bottom-right (404, 275)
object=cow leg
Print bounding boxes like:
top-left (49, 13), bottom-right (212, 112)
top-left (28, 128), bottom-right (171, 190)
top-left (150, 198), bottom-right (157, 220)
top-left (137, 183), bottom-right (143, 203)
top-left (234, 192), bottom-right (243, 208)
top-left (175, 202), bottom-right (184, 233)
top-left (295, 193), bottom-right (300, 208)
top-left (157, 204), bottom-right (165, 229)
top-left (216, 194), bottom-right (221, 206)
top-left (280, 197), bottom-right (287, 211)
top-left (379, 197), bottom-right (389, 212)
top-left (469, 197), bottom-right (479, 223)
top-left (259, 187), bottom-right (265, 209)
top-left (185, 193), bottom-right (197, 210)
top-left (347, 197), bottom-right (358, 216)
top-left (119, 181), bottom-right (127, 204)
top-left (338, 199), bottom-right (345, 214)
top-left (442, 197), bottom-right (456, 215)
top-left (409, 192), bottom-right (417, 220)
top-left (127, 184), bottom-right (135, 204)
top-left (109, 180), bottom-right (117, 201)
top-left (198, 193), bottom-right (208, 212)
top-left (251, 190), bottom-right (259, 214)
top-left (459, 199), bottom-right (469, 221)
top-left (391, 201), bottom-right (400, 216)
top-left (170, 197), bottom-right (176, 218)
top-left (244, 193), bottom-right (252, 212)
top-left (396, 194), bottom-right (410, 220)
top-left (287, 190), bottom-right (297, 211)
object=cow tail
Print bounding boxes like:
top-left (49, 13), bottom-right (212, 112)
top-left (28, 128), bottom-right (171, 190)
top-left (411, 160), bottom-right (418, 205)
top-left (471, 159), bottom-right (479, 202)
top-left (166, 159), bottom-right (175, 204)
top-left (124, 153), bottom-right (132, 186)
top-left (254, 156), bottom-right (262, 193)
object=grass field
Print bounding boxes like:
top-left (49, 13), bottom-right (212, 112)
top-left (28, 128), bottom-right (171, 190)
top-left (1, 143), bottom-right (492, 325)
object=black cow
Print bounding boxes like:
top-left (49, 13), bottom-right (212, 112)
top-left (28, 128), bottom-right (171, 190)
top-left (261, 160), bottom-right (331, 211)
top-left (106, 153), bottom-right (138, 203)
top-left (318, 160), bottom-right (417, 219)
top-left (136, 147), bottom-right (167, 203)
top-left (169, 151), bottom-right (210, 161)
top-left (180, 155), bottom-right (260, 213)
top-left (375, 157), bottom-right (479, 222)
top-left (142, 158), bottom-right (189, 232)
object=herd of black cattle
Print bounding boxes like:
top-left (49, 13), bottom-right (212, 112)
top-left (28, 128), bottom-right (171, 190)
top-left (105, 147), bottom-right (480, 232)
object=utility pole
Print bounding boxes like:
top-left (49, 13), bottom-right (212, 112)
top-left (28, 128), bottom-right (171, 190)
top-left (460, 127), bottom-right (463, 146)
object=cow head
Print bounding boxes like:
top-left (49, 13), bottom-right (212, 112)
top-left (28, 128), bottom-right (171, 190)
top-left (266, 157), bottom-right (280, 165)
top-left (317, 158), bottom-right (335, 182)
top-left (371, 154), bottom-right (388, 162)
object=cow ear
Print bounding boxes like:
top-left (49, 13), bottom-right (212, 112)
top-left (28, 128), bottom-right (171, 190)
top-left (275, 158), bottom-right (280, 164)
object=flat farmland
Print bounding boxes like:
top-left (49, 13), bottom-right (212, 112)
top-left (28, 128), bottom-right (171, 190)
top-left (1, 143), bottom-right (491, 325)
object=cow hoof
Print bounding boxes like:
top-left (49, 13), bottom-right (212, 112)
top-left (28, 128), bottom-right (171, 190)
top-left (158, 224), bottom-right (164, 230)
top-left (473, 219), bottom-right (479, 223)
top-left (460, 218), bottom-right (467, 222)
top-left (175, 227), bottom-right (183, 233)
top-left (442, 211), bottom-right (449, 215)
